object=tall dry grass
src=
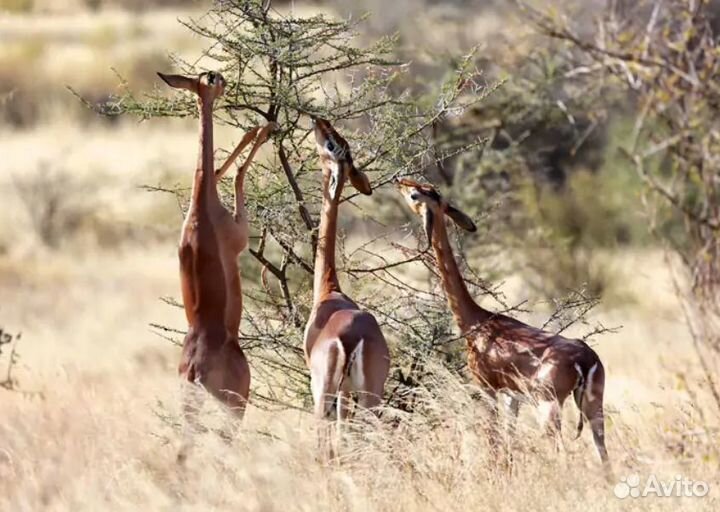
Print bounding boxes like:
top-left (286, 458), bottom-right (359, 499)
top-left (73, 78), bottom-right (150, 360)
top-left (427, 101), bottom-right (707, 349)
top-left (1, 3), bottom-right (718, 511)
top-left (1, 235), bottom-right (718, 510)
top-left (1, 346), bottom-right (718, 510)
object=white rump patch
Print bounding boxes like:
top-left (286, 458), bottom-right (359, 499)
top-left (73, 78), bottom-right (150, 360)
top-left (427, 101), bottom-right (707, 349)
top-left (348, 339), bottom-right (365, 391)
top-left (330, 339), bottom-right (346, 394)
top-left (574, 362), bottom-right (583, 386)
top-left (310, 339), bottom-right (346, 416)
top-left (585, 363), bottom-right (598, 402)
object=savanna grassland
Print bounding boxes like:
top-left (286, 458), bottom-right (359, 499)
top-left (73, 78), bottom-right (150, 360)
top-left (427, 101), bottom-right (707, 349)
top-left (1, 1), bottom-right (719, 511)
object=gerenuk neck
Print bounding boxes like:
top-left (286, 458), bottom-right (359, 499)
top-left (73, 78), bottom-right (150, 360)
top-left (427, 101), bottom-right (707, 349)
top-left (431, 216), bottom-right (490, 333)
top-left (313, 164), bottom-right (342, 304)
top-left (193, 96), bottom-right (219, 208)
top-left (191, 95), bottom-right (227, 330)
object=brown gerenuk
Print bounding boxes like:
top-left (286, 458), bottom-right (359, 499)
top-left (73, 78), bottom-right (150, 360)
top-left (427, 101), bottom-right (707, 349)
top-left (303, 118), bottom-right (391, 459)
top-left (395, 178), bottom-right (609, 467)
top-left (157, 71), bottom-right (274, 462)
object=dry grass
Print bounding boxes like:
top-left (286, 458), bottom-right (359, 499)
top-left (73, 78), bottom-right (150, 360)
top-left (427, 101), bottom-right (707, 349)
top-left (1, 4), bottom-right (719, 511)
top-left (1, 227), bottom-right (718, 510)
top-left (1, 307), bottom-right (719, 511)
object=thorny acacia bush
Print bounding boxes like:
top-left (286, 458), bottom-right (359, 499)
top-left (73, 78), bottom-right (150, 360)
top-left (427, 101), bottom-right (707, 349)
top-left (103, 0), bottom-right (608, 414)
top-left (519, 0), bottom-right (720, 411)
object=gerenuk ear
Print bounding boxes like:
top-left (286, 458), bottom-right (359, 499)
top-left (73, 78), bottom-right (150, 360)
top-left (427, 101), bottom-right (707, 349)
top-left (348, 165), bottom-right (372, 196)
top-left (157, 72), bottom-right (199, 94)
top-left (445, 203), bottom-right (477, 232)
